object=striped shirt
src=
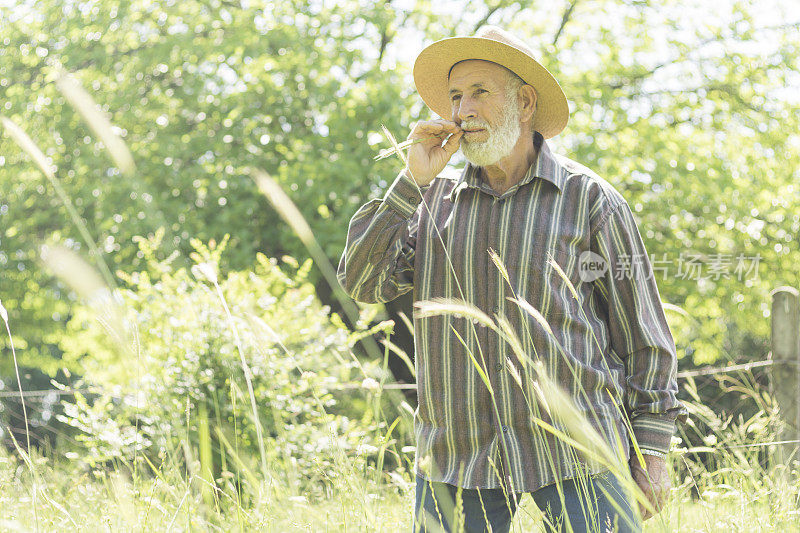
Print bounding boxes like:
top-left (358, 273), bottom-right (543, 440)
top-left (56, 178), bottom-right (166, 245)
top-left (337, 132), bottom-right (686, 493)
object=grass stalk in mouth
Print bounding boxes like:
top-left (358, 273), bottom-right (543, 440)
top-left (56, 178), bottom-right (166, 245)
top-left (373, 125), bottom-right (460, 162)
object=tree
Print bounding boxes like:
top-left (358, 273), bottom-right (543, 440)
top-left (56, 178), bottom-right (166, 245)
top-left (0, 0), bottom-right (420, 371)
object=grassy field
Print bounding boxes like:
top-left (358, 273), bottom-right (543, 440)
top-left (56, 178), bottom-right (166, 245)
top-left (1, 440), bottom-right (799, 532)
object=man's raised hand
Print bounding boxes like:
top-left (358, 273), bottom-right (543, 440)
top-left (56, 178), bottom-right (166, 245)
top-left (404, 120), bottom-right (463, 187)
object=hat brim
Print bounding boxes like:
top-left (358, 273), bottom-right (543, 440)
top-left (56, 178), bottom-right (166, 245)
top-left (413, 37), bottom-right (569, 139)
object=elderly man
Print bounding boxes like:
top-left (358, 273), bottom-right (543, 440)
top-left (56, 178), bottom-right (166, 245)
top-left (337, 26), bottom-right (686, 532)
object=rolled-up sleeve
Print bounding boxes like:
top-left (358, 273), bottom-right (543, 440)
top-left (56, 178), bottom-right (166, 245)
top-left (337, 170), bottom-right (424, 304)
top-left (591, 200), bottom-right (688, 454)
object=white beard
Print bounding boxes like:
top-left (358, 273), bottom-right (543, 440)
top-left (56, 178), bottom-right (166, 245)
top-left (460, 95), bottom-right (522, 167)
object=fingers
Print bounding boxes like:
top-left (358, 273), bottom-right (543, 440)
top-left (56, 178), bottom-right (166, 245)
top-left (404, 119), bottom-right (462, 185)
top-left (644, 458), bottom-right (671, 513)
top-left (408, 119), bottom-right (462, 140)
top-left (442, 130), bottom-right (464, 155)
top-left (631, 464), bottom-right (653, 521)
top-left (651, 471), bottom-right (671, 512)
top-left (637, 502), bottom-right (651, 522)
top-left (630, 459), bottom-right (670, 522)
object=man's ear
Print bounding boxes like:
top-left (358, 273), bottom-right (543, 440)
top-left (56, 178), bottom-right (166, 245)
top-left (519, 84), bottom-right (537, 125)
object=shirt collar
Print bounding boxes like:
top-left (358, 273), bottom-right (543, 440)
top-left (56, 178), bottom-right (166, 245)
top-left (446, 131), bottom-right (565, 202)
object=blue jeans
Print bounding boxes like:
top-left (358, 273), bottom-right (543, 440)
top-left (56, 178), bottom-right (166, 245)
top-left (412, 469), bottom-right (641, 532)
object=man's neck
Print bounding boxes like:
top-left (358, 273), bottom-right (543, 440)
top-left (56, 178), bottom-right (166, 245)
top-left (479, 131), bottom-right (538, 195)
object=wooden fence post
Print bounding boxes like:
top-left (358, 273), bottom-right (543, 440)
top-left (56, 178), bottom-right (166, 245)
top-left (770, 286), bottom-right (800, 466)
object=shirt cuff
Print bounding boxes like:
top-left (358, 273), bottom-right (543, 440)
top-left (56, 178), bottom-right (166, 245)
top-left (382, 170), bottom-right (424, 218)
top-left (630, 413), bottom-right (676, 455)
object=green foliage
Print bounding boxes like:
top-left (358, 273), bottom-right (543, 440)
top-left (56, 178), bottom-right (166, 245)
top-left (0, 0), bottom-right (416, 369)
top-left (3, 0), bottom-right (798, 374)
top-left (55, 234), bottom-right (398, 493)
top-left (2, 0), bottom-right (798, 374)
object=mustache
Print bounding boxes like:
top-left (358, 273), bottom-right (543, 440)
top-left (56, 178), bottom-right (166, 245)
top-left (460, 119), bottom-right (490, 131)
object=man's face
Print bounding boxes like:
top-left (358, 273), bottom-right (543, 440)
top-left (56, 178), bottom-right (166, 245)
top-left (447, 60), bottom-right (522, 167)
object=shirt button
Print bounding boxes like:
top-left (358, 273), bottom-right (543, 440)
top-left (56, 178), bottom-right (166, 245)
top-left (409, 195), bottom-right (417, 203)
top-left (492, 305), bottom-right (500, 315)
top-left (502, 426), bottom-right (509, 433)
top-left (495, 363), bottom-right (503, 372)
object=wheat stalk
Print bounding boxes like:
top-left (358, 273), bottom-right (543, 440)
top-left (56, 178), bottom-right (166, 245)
top-left (373, 137), bottom-right (424, 161)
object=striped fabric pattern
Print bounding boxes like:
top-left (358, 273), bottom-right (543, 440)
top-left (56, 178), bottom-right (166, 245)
top-left (337, 132), bottom-right (687, 493)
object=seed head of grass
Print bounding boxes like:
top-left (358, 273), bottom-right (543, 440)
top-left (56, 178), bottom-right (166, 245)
top-left (251, 167), bottom-right (382, 361)
top-left (662, 302), bottom-right (690, 318)
top-left (55, 69), bottom-right (135, 175)
top-left (547, 251), bottom-right (580, 302)
top-left (252, 169), bottom-right (314, 243)
top-left (495, 313), bottom-right (532, 369)
top-left (414, 298), bottom-right (497, 332)
top-left (373, 137), bottom-right (423, 161)
top-left (488, 248), bottom-right (512, 289)
top-left (505, 357), bottom-right (523, 390)
top-left (529, 363), bottom-right (624, 470)
top-left (0, 116), bottom-right (56, 179)
top-left (39, 244), bottom-right (131, 352)
top-left (191, 261), bottom-right (219, 285)
top-left (507, 296), bottom-right (553, 337)
top-left (1, 116), bottom-right (118, 290)
top-left (375, 124), bottom-right (409, 167)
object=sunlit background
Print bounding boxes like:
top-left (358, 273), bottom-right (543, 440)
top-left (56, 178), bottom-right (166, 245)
top-left (1, 0), bottom-right (799, 530)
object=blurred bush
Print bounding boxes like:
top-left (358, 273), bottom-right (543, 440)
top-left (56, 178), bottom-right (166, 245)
top-left (55, 232), bottom-right (406, 494)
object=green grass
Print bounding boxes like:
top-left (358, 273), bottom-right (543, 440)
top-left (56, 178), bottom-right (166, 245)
top-left (0, 445), bottom-right (798, 531)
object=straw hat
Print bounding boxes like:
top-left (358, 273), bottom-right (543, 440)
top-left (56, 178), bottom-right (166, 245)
top-left (412, 26), bottom-right (569, 139)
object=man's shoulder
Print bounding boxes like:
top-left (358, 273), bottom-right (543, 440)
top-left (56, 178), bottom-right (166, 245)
top-left (553, 153), bottom-right (627, 211)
